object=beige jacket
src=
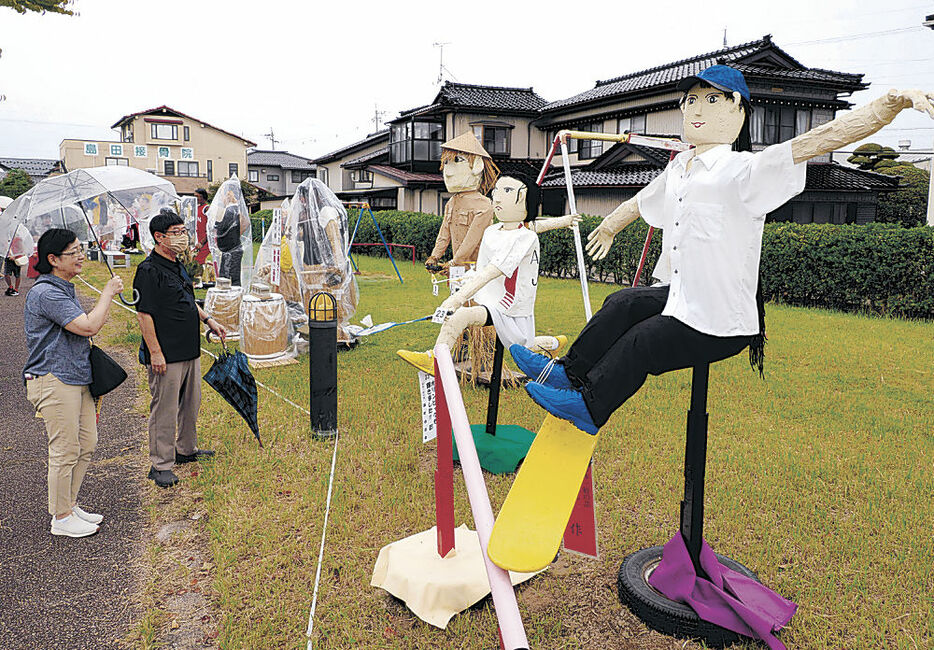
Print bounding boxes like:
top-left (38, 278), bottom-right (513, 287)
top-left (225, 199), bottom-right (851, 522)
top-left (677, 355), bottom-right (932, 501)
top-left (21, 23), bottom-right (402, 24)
top-left (430, 191), bottom-right (494, 265)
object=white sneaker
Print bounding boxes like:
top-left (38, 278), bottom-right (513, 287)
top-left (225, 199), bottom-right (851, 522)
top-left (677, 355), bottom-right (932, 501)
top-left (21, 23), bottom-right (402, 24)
top-left (50, 514), bottom-right (99, 538)
top-left (73, 505), bottom-right (104, 525)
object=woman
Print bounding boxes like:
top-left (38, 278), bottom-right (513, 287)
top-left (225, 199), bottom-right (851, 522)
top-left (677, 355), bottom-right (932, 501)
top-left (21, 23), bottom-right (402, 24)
top-left (23, 228), bottom-right (124, 538)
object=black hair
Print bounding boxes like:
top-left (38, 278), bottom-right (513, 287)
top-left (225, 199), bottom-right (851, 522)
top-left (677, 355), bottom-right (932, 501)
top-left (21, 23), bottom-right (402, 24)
top-left (194, 188), bottom-right (208, 200)
top-left (496, 171), bottom-right (541, 223)
top-left (679, 80), bottom-right (753, 153)
top-left (149, 210), bottom-right (184, 237)
top-left (35, 228), bottom-right (77, 274)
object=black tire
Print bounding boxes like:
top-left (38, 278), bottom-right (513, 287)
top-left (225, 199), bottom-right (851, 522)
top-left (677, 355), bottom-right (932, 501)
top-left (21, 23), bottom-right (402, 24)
top-left (617, 545), bottom-right (763, 648)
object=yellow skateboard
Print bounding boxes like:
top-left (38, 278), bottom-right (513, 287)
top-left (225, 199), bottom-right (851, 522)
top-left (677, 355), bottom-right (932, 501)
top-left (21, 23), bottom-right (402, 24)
top-left (487, 415), bottom-right (599, 573)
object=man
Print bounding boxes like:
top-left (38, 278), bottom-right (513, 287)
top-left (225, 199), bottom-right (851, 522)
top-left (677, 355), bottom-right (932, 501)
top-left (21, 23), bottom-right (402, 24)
top-left (192, 188), bottom-right (211, 287)
top-left (512, 65), bottom-right (934, 435)
top-left (133, 210), bottom-right (227, 487)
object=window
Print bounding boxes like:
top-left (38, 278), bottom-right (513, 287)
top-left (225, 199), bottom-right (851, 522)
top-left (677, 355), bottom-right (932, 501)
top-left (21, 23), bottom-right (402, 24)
top-left (755, 106), bottom-right (801, 145)
top-left (184, 126), bottom-right (190, 141)
top-left (370, 196), bottom-right (396, 209)
top-left (164, 160), bottom-right (175, 175)
top-left (481, 126), bottom-right (510, 156)
top-left (318, 167), bottom-right (329, 185)
top-left (105, 157), bottom-right (128, 166)
top-left (352, 169), bottom-right (373, 183)
top-left (267, 174), bottom-right (279, 181)
top-left (390, 120), bottom-right (443, 163)
top-left (178, 161), bottom-right (199, 177)
top-left (249, 170), bottom-right (259, 182)
top-left (620, 114), bottom-right (646, 135)
top-left (228, 163), bottom-right (238, 178)
top-left (207, 159), bottom-right (213, 182)
top-left (577, 122), bottom-right (604, 160)
top-left (150, 123), bottom-right (178, 140)
top-left (291, 170), bottom-right (314, 183)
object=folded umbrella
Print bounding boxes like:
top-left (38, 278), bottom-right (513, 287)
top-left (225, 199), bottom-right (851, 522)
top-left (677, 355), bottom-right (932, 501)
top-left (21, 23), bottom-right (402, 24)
top-left (202, 339), bottom-right (262, 447)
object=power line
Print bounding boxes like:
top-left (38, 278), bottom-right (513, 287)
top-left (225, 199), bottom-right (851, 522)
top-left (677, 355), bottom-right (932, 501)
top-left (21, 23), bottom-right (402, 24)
top-left (785, 25), bottom-right (924, 46)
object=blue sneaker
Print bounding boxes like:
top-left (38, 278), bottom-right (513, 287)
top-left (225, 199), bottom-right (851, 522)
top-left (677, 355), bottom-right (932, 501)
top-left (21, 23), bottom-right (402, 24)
top-left (525, 382), bottom-right (598, 435)
top-left (510, 344), bottom-right (573, 390)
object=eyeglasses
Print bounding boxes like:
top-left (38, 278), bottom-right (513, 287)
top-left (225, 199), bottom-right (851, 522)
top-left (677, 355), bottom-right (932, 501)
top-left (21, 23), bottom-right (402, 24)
top-left (165, 228), bottom-right (187, 236)
top-left (58, 245), bottom-right (85, 258)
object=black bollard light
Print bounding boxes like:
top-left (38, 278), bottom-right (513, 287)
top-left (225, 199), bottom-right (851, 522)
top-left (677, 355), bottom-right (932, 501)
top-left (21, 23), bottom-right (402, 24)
top-left (308, 291), bottom-right (338, 440)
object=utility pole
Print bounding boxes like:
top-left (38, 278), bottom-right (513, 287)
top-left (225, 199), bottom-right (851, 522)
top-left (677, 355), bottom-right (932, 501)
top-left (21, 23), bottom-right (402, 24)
top-left (925, 13), bottom-right (933, 225)
top-left (264, 127), bottom-right (280, 151)
top-left (722, 28), bottom-right (727, 48)
top-left (372, 104), bottom-right (387, 132)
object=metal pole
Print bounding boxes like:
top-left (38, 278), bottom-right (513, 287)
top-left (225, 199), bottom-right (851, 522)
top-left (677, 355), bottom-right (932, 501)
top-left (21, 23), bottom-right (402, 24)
top-left (927, 137), bottom-right (934, 226)
top-left (680, 363), bottom-right (710, 580)
top-left (559, 138), bottom-right (592, 321)
top-left (485, 337), bottom-right (504, 435)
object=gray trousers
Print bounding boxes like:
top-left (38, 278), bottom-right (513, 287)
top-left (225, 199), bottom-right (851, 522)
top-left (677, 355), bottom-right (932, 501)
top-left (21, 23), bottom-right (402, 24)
top-left (147, 359), bottom-right (201, 471)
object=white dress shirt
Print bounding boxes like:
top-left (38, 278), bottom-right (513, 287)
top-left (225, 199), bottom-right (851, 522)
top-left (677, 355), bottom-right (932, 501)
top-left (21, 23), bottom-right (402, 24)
top-left (637, 141), bottom-right (806, 337)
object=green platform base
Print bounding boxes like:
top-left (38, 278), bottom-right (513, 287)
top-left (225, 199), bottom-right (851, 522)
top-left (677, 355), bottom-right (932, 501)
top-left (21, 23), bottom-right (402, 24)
top-left (452, 424), bottom-right (536, 475)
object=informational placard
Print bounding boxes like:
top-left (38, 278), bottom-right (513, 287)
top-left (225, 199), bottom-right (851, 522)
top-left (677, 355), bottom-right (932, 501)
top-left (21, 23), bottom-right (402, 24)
top-left (419, 370), bottom-right (437, 443)
top-left (110, 144), bottom-right (123, 156)
top-left (431, 307), bottom-right (448, 324)
top-left (133, 145), bottom-right (147, 158)
top-left (270, 208), bottom-right (282, 286)
top-left (448, 265), bottom-right (466, 295)
top-left (562, 463), bottom-right (599, 559)
top-left (181, 147), bottom-right (194, 159)
top-left (84, 143), bottom-right (98, 156)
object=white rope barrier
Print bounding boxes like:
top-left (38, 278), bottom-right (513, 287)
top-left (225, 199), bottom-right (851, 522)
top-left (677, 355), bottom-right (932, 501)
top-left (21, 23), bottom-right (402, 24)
top-left (305, 429), bottom-right (340, 648)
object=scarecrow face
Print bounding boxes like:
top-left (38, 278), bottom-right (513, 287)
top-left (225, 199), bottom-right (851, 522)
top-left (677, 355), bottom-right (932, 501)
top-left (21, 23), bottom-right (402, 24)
top-left (491, 177), bottom-right (527, 224)
top-left (442, 152), bottom-right (484, 193)
top-left (681, 83), bottom-right (745, 147)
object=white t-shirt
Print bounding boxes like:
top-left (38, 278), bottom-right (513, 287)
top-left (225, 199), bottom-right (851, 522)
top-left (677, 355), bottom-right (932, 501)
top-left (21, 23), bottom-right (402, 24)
top-left (472, 223), bottom-right (539, 318)
top-left (636, 141), bottom-right (806, 337)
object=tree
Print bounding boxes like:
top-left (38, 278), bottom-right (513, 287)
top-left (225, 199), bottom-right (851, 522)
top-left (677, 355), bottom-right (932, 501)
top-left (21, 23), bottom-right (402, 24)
top-left (0, 168), bottom-right (33, 199)
top-left (0, 0), bottom-right (74, 14)
top-left (206, 179), bottom-right (258, 208)
top-left (874, 164), bottom-right (929, 228)
top-left (847, 142), bottom-right (899, 170)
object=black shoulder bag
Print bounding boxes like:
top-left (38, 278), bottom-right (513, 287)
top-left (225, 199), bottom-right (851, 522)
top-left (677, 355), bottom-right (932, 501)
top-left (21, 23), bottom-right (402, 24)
top-left (89, 340), bottom-right (128, 398)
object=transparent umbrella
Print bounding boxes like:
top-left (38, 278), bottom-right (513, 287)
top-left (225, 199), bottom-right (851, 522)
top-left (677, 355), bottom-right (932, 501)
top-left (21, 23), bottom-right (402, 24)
top-left (2, 166), bottom-right (179, 304)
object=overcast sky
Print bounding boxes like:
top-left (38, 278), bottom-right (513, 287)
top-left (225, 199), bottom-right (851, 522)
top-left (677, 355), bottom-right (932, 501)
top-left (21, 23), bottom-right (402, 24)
top-left (1, 0), bottom-right (932, 160)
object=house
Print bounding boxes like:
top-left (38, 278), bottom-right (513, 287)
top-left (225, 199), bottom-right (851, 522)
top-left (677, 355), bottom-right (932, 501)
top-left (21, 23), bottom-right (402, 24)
top-left (315, 36), bottom-right (899, 224)
top-left (0, 157), bottom-right (63, 182)
top-left (247, 150), bottom-right (317, 198)
top-left (60, 105), bottom-right (256, 195)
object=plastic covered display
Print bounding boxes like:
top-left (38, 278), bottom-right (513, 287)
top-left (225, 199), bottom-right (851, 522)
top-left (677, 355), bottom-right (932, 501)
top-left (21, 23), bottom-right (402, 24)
top-left (289, 178), bottom-right (358, 344)
top-left (206, 177), bottom-right (253, 289)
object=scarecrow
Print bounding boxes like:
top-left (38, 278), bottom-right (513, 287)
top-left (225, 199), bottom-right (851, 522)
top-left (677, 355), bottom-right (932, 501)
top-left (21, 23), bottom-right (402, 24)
top-left (399, 172), bottom-right (577, 372)
top-left (424, 131), bottom-right (499, 270)
top-left (510, 65), bottom-right (934, 436)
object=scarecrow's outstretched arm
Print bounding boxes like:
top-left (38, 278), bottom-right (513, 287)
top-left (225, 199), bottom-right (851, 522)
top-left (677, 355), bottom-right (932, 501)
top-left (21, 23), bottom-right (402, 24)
top-left (792, 89), bottom-right (934, 164)
top-left (529, 213), bottom-right (581, 234)
top-left (585, 197), bottom-right (641, 261)
top-left (438, 264), bottom-right (502, 313)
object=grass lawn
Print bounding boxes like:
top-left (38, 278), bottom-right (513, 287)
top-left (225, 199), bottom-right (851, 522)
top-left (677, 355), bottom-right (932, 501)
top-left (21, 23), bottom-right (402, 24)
top-left (81, 253), bottom-right (933, 649)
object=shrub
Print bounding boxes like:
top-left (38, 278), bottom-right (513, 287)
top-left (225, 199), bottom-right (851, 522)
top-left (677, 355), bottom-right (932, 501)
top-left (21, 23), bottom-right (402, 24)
top-left (250, 209), bottom-right (272, 242)
top-left (349, 209), bottom-right (934, 319)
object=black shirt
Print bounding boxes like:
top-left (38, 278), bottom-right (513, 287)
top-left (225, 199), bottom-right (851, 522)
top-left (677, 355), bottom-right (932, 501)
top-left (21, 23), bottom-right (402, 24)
top-left (215, 206), bottom-right (241, 252)
top-left (133, 251), bottom-right (201, 364)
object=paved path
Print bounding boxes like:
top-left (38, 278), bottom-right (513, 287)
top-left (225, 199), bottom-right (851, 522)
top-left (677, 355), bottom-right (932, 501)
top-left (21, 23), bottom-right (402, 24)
top-left (0, 278), bottom-right (146, 649)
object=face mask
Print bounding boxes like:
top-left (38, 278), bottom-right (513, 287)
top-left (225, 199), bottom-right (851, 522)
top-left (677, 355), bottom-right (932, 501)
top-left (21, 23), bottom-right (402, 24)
top-left (161, 232), bottom-right (189, 255)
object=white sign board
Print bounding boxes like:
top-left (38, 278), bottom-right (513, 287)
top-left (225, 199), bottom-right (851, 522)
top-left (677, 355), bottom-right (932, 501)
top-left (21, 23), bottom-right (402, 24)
top-left (419, 371), bottom-right (437, 443)
top-left (270, 208), bottom-right (282, 286)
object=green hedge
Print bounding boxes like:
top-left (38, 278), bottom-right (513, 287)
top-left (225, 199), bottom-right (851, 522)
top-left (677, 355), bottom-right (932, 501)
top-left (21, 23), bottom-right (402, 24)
top-left (250, 210), bottom-right (273, 243)
top-left (348, 209), bottom-right (934, 319)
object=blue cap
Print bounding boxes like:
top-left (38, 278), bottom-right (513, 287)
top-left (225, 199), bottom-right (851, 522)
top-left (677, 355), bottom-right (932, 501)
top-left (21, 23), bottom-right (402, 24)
top-left (676, 64), bottom-right (750, 103)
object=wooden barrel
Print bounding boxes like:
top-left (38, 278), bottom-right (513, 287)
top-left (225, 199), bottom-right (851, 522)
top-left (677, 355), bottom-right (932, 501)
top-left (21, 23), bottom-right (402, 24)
top-left (240, 293), bottom-right (290, 358)
top-left (204, 285), bottom-right (241, 335)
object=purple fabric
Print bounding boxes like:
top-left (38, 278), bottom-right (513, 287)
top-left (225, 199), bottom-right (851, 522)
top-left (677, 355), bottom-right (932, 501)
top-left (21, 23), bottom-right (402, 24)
top-left (648, 533), bottom-right (796, 650)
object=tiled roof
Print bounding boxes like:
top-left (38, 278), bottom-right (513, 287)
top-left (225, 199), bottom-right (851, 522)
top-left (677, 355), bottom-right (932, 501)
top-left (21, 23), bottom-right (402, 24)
top-left (540, 164), bottom-right (661, 188)
top-left (368, 165), bottom-right (443, 185)
top-left (398, 82), bottom-right (547, 119)
top-left (0, 157), bottom-right (61, 178)
top-left (805, 163), bottom-right (900, 191)
top-left (314, 130), bottom-right (389, 164)
top-left (247, 150), bottom-right (316, 170)
top-left (110, 105), bottom-right (257, 146)
top-left (341, 147), bottom-right (389, 168)
top-left (543, 36), bottom-right (865, 112)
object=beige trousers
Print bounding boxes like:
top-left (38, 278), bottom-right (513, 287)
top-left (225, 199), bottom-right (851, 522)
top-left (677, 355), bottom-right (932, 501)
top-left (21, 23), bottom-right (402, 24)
top-left (26, 373), bottom-right (98, 517)
top-left (147, 359), bottom-right (201, 471)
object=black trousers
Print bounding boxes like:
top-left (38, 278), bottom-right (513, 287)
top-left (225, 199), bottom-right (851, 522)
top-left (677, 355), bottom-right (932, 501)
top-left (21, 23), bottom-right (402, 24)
top-left (562, 286), bottom-right (751, 428)
top-left (219, 248), bottom-right (243, 286)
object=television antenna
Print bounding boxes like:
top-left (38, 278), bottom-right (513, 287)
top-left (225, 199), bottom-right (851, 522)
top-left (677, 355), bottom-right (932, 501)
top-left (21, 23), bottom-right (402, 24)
top-left (372, 104), bottom-right (387, 132)
top-left (433, 42), bottom-right (457, 85)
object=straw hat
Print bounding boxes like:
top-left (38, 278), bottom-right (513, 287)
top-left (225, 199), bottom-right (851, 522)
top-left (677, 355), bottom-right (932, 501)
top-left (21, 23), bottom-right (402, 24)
top-left (441, 132), bottom-right (492, 159)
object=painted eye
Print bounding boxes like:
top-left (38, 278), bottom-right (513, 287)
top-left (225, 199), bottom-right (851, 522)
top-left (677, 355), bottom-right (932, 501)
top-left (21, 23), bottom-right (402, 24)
top-left (707, 95), bottom-right (719, 104)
